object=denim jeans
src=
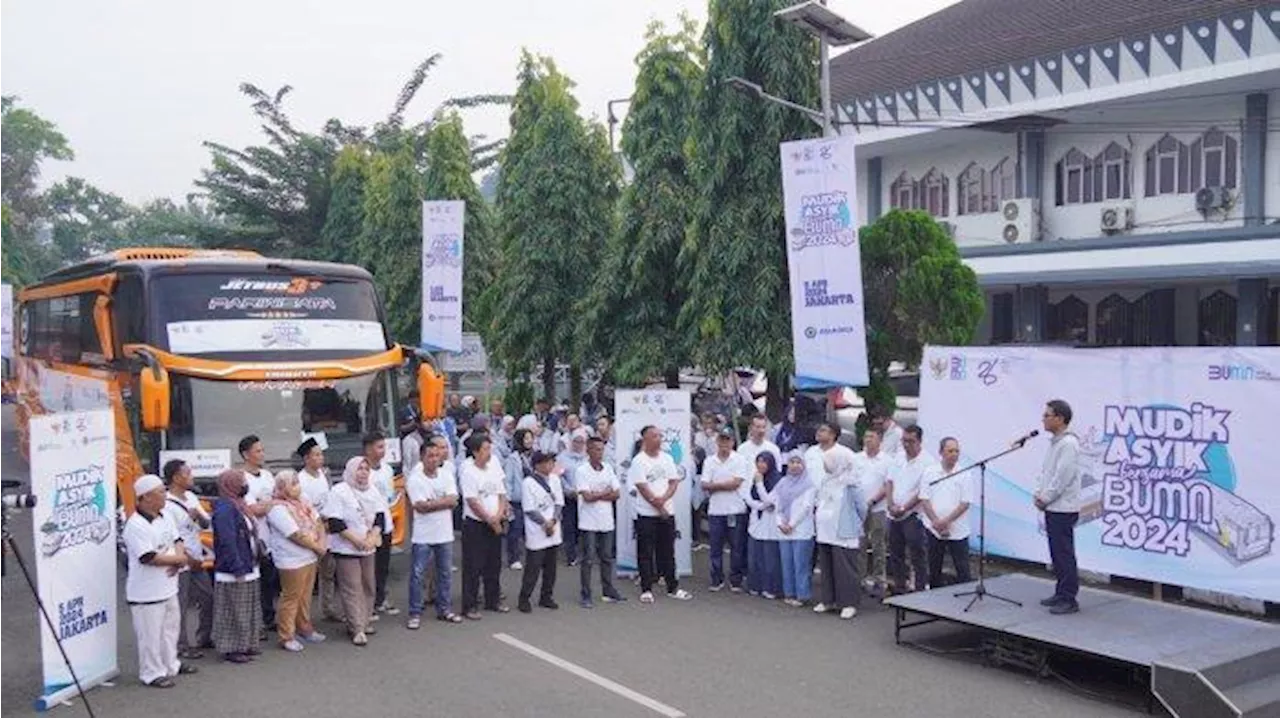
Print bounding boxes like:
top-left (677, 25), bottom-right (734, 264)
top-left (409, 542), bottom-right (454, 618)
top-left (707, 513), bottom-right (748, 587)
top-left (778, 538), bottom-right (815, 601)
top-left (505, 502), bottom-right (525, 566)
top-left (747, 537), bottom-right (782, 596)
top-left (579, 530), bottom-right (620, 599)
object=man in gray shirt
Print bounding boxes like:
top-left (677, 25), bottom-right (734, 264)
top-left (1035, 399), bottom-right (1082, 615)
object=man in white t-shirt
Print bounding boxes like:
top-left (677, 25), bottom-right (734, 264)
top-left (239, 434), bottom-right (278, 632)
top-left (919, 436), bottom-right (973, 588)
top-left (363, 432), bottom-right (399, 617)
top-left (405, 439), bottom-right (461, 629)
top-left (459, 434), bottom-right (510, 619)
top-left (124, 474), bottom-right (199, 688)
top-left (887, 425), bottom-right (935, 594)
top-left (575, 436), bottom-right (624, 607)
top-left (628, 425), bottom-right (693, 603)
top-left (518, 451), bottom-right (564, 613)
top-left (874, 411), bottom-right (905, 460)
top-left (701, 429), bottom-right (751, 592)
top-left (296, 437), bottom-right (340, 621)
top-left (737, 415), bottom-right (782, 468)
top-left (854, 428), bottom-right (893, 595)
top-left (161, 459), bottom-right (213, 660)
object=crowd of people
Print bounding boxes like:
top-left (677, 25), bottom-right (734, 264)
top-left (121, 394), bottom-right (1082, 690)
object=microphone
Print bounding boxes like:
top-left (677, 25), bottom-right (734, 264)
top-left (1012, 429), bottom-right (1040, 447)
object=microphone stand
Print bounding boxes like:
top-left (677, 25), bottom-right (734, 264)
top-left (929, 440), bottom-right (1030, 612)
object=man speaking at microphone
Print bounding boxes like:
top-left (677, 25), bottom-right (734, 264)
top-left (1033, 400), bottom-right (1082, 615)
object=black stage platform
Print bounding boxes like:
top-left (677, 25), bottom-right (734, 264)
top-left (886, 573), bottom-right (1280, 717)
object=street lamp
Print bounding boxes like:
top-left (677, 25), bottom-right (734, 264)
top-left (725, 76), bottom-right (826, 129)
top-left (606, 97), bottom-right (632, 152)
top-left (772, 1), bottom-right (873, 137)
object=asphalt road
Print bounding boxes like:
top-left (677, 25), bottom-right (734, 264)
top-left (1, 406), bottom-right (1135, 718)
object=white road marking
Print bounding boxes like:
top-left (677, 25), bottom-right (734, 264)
top-left (493, 632), bottom-right (686, 718)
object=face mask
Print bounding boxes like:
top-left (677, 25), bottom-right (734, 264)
top-left (238, 485), bottom-right (249, 498)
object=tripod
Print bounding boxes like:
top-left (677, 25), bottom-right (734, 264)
top-left (928, 441), bottom-right (1028, 613)
top-left (2, 513), bottom-right (98, 717)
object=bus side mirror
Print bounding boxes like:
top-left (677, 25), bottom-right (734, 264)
top-left (140, 364), bottom-right (171, 431)
top-left (417, 364), bottom-right (445, 420)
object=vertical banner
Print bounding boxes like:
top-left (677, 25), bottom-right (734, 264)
top-left (421, 200), bottom-right (465, 353)
top-left (29, 409), bottom-right (119, 709)
top-left (2, 282), bottom-right (13, 360)
top-left (613, 389), bottom-right (693, 577)
top-left (919, 345), bottom-right (1280, 603)
top-left (779, 135), bottom-right (869, 388)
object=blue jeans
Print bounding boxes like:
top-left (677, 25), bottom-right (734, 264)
top-left (748, 537), bottom-right (782, 596)
top-left (505, 503), bottom-right (525, 566)
top-left (779, 538), bottom-right (815, 601)
top-left (409, 542), bottom-right (453, 618)
top-left (707, 513), bottom-right (748, 587)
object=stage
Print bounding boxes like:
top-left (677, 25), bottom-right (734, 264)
top-left (886, 573), bottom-right (1280, 716)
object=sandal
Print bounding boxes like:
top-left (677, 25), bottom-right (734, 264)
top-left (178, 648), bottom-right (204, 660)
top-left (177, 662), bottom-right (199, 675)
top-left (147, 676), bottom-right (176, 689)
top-left (437, 613), bottom-right (462, 624)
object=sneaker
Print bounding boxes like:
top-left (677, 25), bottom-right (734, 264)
top-left (729, 585), bottom-right (744, 594)
top-left (538, 598), bottom-right (560, 610)
top-left (708, 582), bottom-right (726, 593)
top-left (299, 631), bottom-right (327, 643)
top-left (748, 590), bottom-right (761, 597)
top-left (762, 592), bottom-right (777, 600)
top-left (1049, 602), bottom-right (1080, 615)
top-left (783, 598), bottom-right (801, 607)
top-left (839, 607), bottom-right (858, 620)
top-left (352, 632), bottom-right (368, 646)
top-left (511, 562), bottom-right (523, 571)
top-left (667, 589), bottom-right (693, 601)
top-left (1039, 596), bottom-right (1063, 607)
top-left (464, 611), bottom-right (483, 621)
top-left (378, 602), bottom-right (401, 616)
top-left (640, 591), bottom-right (655, 604)
top-left (601, 593), bottom-right (627, 604)
top-left (407, 616), bottom-right (421, 630)
top-left (368, 612), bottom-right (381, 623)
top-left (813, 603), bottom-right (830, 613)
top-left (579, 597), bottom-right (595, 609)
top-left (282, 639), bottom-right (305, 652)
top-left (364, 624), bottom-right (378, 635)
top-left (518, 601), bottom-right (533, 614)
top-left (813, 567), bottom-right (822, 575)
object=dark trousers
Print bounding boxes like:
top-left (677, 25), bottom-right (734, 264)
top-left (692, 501), bottom-right (708, 543)
top-left (1045, 511), bottom-right (1080, 603)
top-left (747, 537), bottom-right (783, 596)
top-left (374, 534), bottom-right (392, 607)
top-left (461, 518), bottom-right (504, 612)
top-left (635, 515), bottom-right (678, 594)
top-left (562, 501), bottom-right (579, 564)
top-left (258, 553), bottom-right (280, 627)
top-left (707, 513), bottom-right (748, 587)
top-left (579, 530), bottom-right (619, 599)
top-left (505, 502), bottom-right (525, 566)
top-left (816, 543), bottom-right (861, 609)
top-left (888, 517), bottom-right (928, 592)
top-left (519, 545), bottom-right (558, 604)
top-left (926, 533), bottom-right (972, 588)
top-left (177, 568), bottom-right (214, 650)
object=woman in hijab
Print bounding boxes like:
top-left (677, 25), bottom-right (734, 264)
top-left (322, 456), bottom-right (385, 646)
top-left (267, 471), bottom-right (328, 652)
top-left (211, 469), bottom-right (262, 664)
top-left (774, 401), bottom-right (799, 454)
top-left (503, 428), bottom-right (536, 570)
top-left (813, 437), bottom-right (865, 620)
top-left (744, 452), bottom-right (784, 599)
top-left (775, 453), bottom-right (818, 607)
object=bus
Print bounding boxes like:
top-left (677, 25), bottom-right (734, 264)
top-left (12, 247), bottom-right (446, 546)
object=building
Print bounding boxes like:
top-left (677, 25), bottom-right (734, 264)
top-left (831, 0), bottom-right (1280, 346)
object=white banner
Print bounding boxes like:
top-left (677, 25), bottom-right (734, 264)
top-left (166, 318), bottom-right (385, 354)
top-left (441, 332), bottom-right (488, 373)
top-left (613, 389), bottom-right (693, 577)
top-left (780, 136), bottom-right (869, 388)
top-left (158, 449), bottom-right (232, 478)
top-left (2, 282), bottom-right (13, 360)
top-left (421, 200), bottom-right (464, 353)
top-left (920, 345), bottom-right (1280, 602)
top-left (29, 409), bottom-right (119, 708)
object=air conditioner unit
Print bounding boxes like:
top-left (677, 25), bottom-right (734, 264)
top-left (1000, 198), bottom-right (1039, 244)
top-left (1195, 186), bottom-right (1232, 215)
top-left (1100, 201), bottom-right (1134, 234)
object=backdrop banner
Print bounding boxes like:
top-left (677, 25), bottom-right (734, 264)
top-left (420, 200), bottom-right (465, 353)
top-left (613, 389), bottom-right (693, 577)
top-left (919, 345), bottom-right (1280, 603)
top-left (29, 409), bottom-right (119, 710)
top-left (779, 135), bottom-right (868, 388)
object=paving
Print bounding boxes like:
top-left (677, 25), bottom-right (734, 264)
top-left (1, 409), bottom-right (1134, 718)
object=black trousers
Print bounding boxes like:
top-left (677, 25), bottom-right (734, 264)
top-left (635, 515), bottom-right (678, 594)
top-left (816, 543), bottom-right (862, 609)
top-left (374, 534), bottom-right (392, 607)
top-left (519, 545), bottom-right (558, 604)
top-left (461, 518), bottom-right (503, 612)
top-left (1045, 511), bottom-right (1080, 603)
top-left (258, 553), bottom-right (280, 627)
top-left (562, 502), bottom-right (579, 564)
top-left (888, 517), bottom-right (928, 592)
top-left (926, 533), bottom-right (972, 588)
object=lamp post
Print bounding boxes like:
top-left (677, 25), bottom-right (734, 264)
top-left (606, 97), bottom-right (632, 152)
top-left (770, 0), bottom-right (873, 137)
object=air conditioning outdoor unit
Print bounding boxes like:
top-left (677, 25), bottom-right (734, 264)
top-left (1195, 186), bottom-right (1232, 215)
top-left (1000, 198), bottom-right (1039, 244)
top-left (1100, 201), bottom-right (1134, 234)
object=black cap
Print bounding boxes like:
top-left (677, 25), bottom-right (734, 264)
top-left (296, 437), bottom-right (320, 458)
top-left (530, 451), bottom-right (556, 467)
top-left (717, 428), bottom-right (735, 440)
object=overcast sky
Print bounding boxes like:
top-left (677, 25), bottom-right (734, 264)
top-left (2, 0), bottom-right (959, 203)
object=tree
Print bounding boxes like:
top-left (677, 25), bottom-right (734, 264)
top-left (422, 111), bottom-right (497, 334)
top-left (1, 96), bottom-right (74, 285)
top-left (579, 18), bottom-right (702, 389)
top-left (680, 0), bottom-right (820, 419)
top-left (358, 143), bottom-right (423, 344)
top-left (859, 209), bottom-right (984, 414)
top-left (45, 177), bottom-right (135, 264)
top-left (318, 146), bottom-right (370, 265)
top-left (491, 52), bottom-right (620, 404)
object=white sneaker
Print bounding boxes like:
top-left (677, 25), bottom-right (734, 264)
top-left (282, 639), bottom-right (304, 652)
top-left (762, 592), bottom-right (777, 600)
top-left (708, 582), bottom-right (725, 592)
top-left (640, 591), bottom-right (655, 604)
top-left (839, 607), bottom-right (858, 620)
top-left (813, 603), bottom-right (830, 613)
top-left (352, 631), bottom-right (368, 646)
top-left (510, 562), bottom-right (523, 571)
top-left (667, 589), bottom-right (693, 601)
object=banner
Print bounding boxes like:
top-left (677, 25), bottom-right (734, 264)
top-left (440, 332), bottom-right (488, 373)
top-left (2, 282), bottom-right (12, 360)
top-left (779, 136), bottom-right (868, 388)
top-left (29, 409), bottom-right (119, 709)
top-left (421, 200), bottom-right (464, 353)
top-left (919, 345), bottom-right (1280, 602)
top-left (613, 389), bottom-right (693, 577)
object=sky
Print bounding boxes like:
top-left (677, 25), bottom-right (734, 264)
top-left (1, 0), bottom-right (960, 204)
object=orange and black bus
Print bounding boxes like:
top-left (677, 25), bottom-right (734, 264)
top-left (13, 247), bottom-right (445, 545)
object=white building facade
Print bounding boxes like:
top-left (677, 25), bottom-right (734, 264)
top-left (831, 0), bottom-right (1280, 347)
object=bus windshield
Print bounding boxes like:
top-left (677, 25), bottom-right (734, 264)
top-left (164, 371), bottom-right (398, 471)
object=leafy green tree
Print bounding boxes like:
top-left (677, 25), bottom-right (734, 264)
top-left (491, 52), bottom-right (619, 403)
top-left (680, 0), bottom-right (820, 418)
top-left (359, 143), bottom-right (423, 343)
top-left (1, 96), bottom-right (74, 284)
top-left (318, 146), bottom-right (370, 265)
top-left (45, 177), bottom-right (135, 263)
top-left (860, 209), bottom-right (984, 414)
top-left (579, 18), bottom-right (702, 389)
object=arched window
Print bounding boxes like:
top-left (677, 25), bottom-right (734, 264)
top-left (1096, 294), bottom-right (1133, 346)
top-left (889, 172), bottom-right (916, 210)
top-left (1055, 148), bottom-right (1090, 206)
top-left (1198, 290), bottom-right (1237, 346)
top-left (1190, 128), bottom-right (1238, 190)
top-left (1144, 134), bottom-right (1190, 196)
top-left (1098, 142), bottom-right (1131, 200)
top-left (1056, 144), bottom-right (1131, 206)
top-left (1132, 289), bottom-right (1175, 345)
top-left (991, 157), bottom-right (1016, 206)
top-left (957, 163), bottom-right (987, 216)
top-left (919, 167), bottom-right (949, 217)
top-left (1048, 295), bottom-right (1088, 344)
